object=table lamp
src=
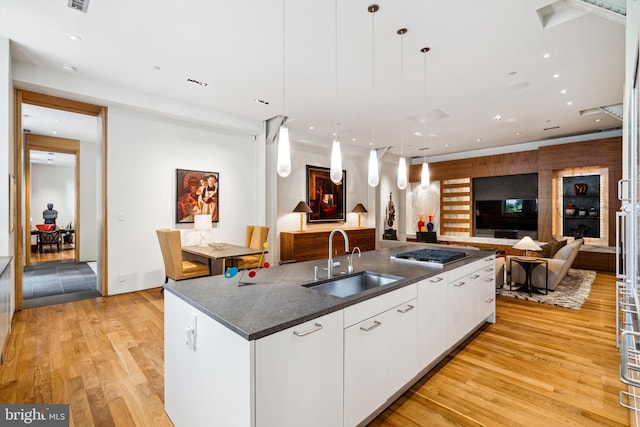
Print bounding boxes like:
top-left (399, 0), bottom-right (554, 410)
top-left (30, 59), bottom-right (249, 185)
top-left (512, 236), bottom-right (541, 257)
top-left (352, 203), bottom-right (368, 228)
top-left (194, 214), bottom-right (212, 246)
top-left (292, 201), bottom-right (313, 232)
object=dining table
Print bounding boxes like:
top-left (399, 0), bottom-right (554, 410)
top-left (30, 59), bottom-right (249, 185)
top-left (182, 243), bottom-right (265, 276)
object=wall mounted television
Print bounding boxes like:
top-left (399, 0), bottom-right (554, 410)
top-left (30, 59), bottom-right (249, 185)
top-left (475, 199), bottom-right (538, 236)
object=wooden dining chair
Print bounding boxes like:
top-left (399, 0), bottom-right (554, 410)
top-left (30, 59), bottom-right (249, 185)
top-left (156, 229), bottom-right (210, 289)
top-left (227, 225), bottom-right (269, 269)
top-left (38, 230), bottom-right (62, 252)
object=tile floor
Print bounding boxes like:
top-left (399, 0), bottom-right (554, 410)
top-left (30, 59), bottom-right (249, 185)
top-left (22, 261), bottom-right (100, 309)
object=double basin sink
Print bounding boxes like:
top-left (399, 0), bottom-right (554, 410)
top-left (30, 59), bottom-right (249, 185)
top-left (303, 271), bottom-right (403, 298)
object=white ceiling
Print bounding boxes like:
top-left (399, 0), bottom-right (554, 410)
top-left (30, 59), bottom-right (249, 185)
top-left (0, 0), bottom-right (626, 160)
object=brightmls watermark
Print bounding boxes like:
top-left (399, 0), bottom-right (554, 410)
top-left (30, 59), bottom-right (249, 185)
top-left (0, 405), bottom-right (69, 426)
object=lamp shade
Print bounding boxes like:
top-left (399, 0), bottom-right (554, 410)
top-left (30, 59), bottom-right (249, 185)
top-left (512, 236), bottom-right (541, 252)
top-left (293, 201), bottom-right (313, 213)
top-left (352, 203), bottom-right (367, 213)
top-left (194, 214), bottom-right (212, 230)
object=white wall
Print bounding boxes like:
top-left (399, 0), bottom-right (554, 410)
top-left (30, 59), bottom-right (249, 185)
top-left (107, 107), bottom-right (262, 294)
top-left (79, 140), bottom-right (98, 261)
top-left (31, 163), bottom-right (75, 229)
top-left (276, 141), bottom-right (374, 259)
top-left (0, 37), bottom-right (11, 256)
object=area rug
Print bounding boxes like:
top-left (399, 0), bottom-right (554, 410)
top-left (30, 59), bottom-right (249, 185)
top-left (497, 268), bottom-right (596, 310)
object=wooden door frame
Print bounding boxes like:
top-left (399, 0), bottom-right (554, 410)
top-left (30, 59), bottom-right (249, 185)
top-left (25, 134), bottom-right (81, 266)
top-left (14, 90), bottom-right (108, 310)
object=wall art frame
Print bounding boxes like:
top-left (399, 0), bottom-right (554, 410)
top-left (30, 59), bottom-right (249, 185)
top-left (306, 165), bottom-right (346, 224)
top-left (176, 169), bottom-right (219, 223)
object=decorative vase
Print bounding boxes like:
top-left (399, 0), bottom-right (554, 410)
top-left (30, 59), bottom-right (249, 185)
top-left (427, 215), bottom-right (434, 232)
top-left (578, 207), bottom-right (587, 217)
top-left (417, 214), bottom-right (425, 232)
top-left (589, 207), bottom-right (598, 217)
top-left (574, 183), bottom-right (588, 195)
top-left (565, 203), bottom-right (576, 217)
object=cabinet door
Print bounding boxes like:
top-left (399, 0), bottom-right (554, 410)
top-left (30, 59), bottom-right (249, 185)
top-left (344, 310), bottom-right (391, 427)
top-left (447, 274), bottom-right (474, 347)
top-left (386, 298), bottom-right (419, 395)
top-left (255, 310), bottom-right (344, 427)
top-left (417, 274), bottom-right (448, 367)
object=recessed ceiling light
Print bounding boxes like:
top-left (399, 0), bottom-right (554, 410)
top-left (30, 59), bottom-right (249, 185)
top-left (476, 138), bottom-right (482, 142)
top-left (595, 118), bottom-right (602, 122)
top-left (55, 119), bottom-right (60, 123)
top-left (413, 131), bottom-right (422, 137)
top-left (560, 89), bottom-right (567, 94)
top-left (68, 34), bottom-right (82, 42)
top-left (52, 130), bottom-right (57, 135)
top-left (542, 52), bottom-right (552, 59)
top-left (553, 73), bottom-right (560, 79)
top-left (61, 64), bottom-right (76, 72)
top-left (515, 131), bottom-right (522, 135)
top-left (444, 143), bottom-right (449, 147)
top-left (309, 126), bottom-right (314, 131)
top-left (566, 101), bottom-right (573, 106)
top-left (493, 115), bottom-right (502, 121)
top-left (352, 138), bottom-right (356, 142)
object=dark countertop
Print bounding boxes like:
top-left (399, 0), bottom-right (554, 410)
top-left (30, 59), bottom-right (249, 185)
top-left (164, 243), bottom-right (493, 340)
top-left (0, 257), bottom-right (11, 276)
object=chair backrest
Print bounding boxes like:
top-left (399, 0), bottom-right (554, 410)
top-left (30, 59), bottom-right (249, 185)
top-left (40, 230), bottom-right (61, 243)
top-left (246, 225), bottom-right (269, 250)
top-left (156, 229), bottom-right (184, 278)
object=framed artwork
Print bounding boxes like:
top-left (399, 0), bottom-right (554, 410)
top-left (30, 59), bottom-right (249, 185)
top-left (306, 165), bottom-right (346, 224)
top-left (176, 169), bottom-right (219, 223)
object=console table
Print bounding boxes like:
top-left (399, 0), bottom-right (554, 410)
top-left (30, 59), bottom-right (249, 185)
top-left (280, 227), bottom-right (376, 263)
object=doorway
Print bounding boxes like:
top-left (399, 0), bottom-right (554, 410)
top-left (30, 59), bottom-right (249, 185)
top-left (14, 90), bottom-right (108, 310)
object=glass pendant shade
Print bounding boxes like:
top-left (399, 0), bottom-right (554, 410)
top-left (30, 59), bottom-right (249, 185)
top-left (420, 162), bottom-right (430, 189)
top-left (276, 126), bottom-right (291, 177)
top-left (367, 148), bottom-right (379, 187)
top-left (330, 139), bottom-right (342, 183)
top-left (397, 156), bottom-right (408, 190)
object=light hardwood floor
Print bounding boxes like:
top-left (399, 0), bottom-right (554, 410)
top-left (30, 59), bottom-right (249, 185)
top-left (0, 272), bottom-right (628, 426)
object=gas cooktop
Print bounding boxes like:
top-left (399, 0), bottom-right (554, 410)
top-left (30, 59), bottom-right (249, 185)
top-left (390, 248), bottom-right (467, 268)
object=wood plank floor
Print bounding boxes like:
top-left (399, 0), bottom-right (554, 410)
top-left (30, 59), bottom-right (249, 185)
top-left (0, 272), bottom-right (628, 426)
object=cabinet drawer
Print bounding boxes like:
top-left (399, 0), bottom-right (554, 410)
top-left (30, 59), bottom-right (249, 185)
top-left (448, 256), bottom-right (493, 280)
top-left (344, 284), bottom-right (417, 328)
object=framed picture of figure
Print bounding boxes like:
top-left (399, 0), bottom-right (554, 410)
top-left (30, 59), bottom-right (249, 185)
top-left (306, 165), bottom-right (346, 223)
top-left (176, 169), bottom-right (219, 223)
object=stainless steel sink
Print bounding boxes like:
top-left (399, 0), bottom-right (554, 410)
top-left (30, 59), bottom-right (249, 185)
top-left (304, 271), bottom-right (403, 298)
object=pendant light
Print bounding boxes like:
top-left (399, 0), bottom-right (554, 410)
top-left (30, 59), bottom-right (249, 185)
top-left (277, 0), bottom-right (291, 178)
top-left (330, 0), bottom-right (343, 184)
top-left (367, 4), bottom-right (380, 187)
top-left (396, 28), bottom-right (408, 190)
top-left (420, 47), bottom-right (431, 189)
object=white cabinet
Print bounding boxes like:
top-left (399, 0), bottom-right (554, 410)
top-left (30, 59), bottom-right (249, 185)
top-left (255, 311), bottom-right (344, 427)
top-left (417, 272), bottom-right (448, 367)
top-left (344, 285), bottom-right (417, 427)
top-left (447, 256), bottom-right (496, 347)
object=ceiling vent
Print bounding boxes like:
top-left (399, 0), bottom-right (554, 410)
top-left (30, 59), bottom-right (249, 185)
top-left (68, 0), bottom-right (89, 13)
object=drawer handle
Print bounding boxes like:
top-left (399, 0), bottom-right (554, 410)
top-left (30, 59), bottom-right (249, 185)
top-left (484, 257), bottom-right (494, 261)
top-left (397, 304), bottom-right (415, 314)
top-left (470, 274), bottom-right (480, 279)
top-left (485, 297), bottom-right (494, 303)
top-left (484, 267), bottom-right (494, 272)
top-left (484, 278), bottom-right (493, 283)
top-left (454, 281), bottom-right (466, 287)
top-left (293, 323), bottom-right (323, 337)
top-left (429, 277), bottom-right (444, 283)
top-left (360, 320), bottom-right (382, 332)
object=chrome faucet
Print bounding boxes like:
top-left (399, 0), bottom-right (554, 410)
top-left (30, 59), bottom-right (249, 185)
top-left (328, 229), bottom-right (349, 278)
top-left (348, 247), bottom-right (361, 273)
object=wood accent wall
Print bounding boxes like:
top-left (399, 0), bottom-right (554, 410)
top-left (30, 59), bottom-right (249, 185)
top-left (409, 136), bottom-right (622, 244)
top-left (537, 137), bottom-right (622, 243)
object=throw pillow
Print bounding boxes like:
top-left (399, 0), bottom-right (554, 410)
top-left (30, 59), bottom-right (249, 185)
top-left (535, 238), bottom-right (567, 258)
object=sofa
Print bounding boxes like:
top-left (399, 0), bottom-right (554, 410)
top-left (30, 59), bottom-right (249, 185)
top-left (506, 238), bottom-right (583, 291)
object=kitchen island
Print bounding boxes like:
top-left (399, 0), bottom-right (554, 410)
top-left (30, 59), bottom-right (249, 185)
top-left (164, 244), bottom-right (496, 427)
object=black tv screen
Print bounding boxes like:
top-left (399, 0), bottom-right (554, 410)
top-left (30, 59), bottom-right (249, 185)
top-left (475, 199), bottom-right (537, 231)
